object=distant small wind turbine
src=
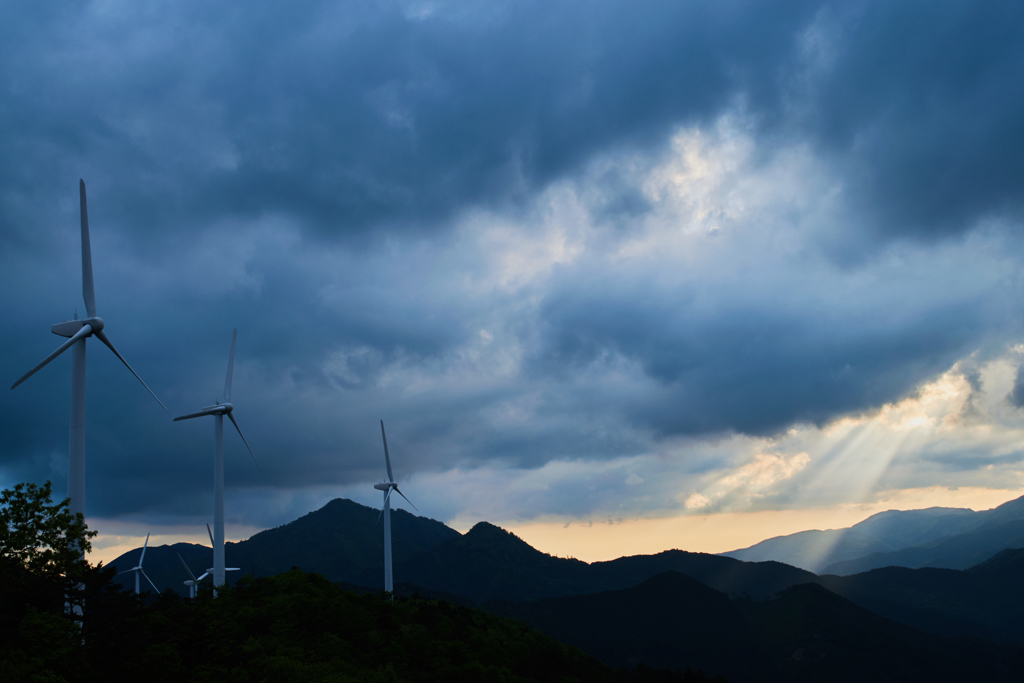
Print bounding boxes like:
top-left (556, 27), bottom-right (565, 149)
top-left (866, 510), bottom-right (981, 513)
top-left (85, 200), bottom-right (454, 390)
top-left (174, 331), bottom-right (261, 592)
top-left (11, 180), bottom-right (167, 526)
top-left (176, 525), bottom-right (238, 599)
top-left (374, 420), bottom-right (417, 593)
top-left (177, 553), bottom-right (208, 599)
top-left (119, 533), bottom-right (158, 595)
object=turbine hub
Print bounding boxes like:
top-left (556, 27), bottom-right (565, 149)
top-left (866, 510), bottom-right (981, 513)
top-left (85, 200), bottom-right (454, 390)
top-left (51, 318), bottom-right (91, 338)
top-left (84, 316), bottom-right (104, 333)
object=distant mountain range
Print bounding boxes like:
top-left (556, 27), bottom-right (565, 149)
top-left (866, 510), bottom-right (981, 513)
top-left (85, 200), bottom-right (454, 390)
top-left (106, 496), bottom-right (1024, 680)
top-left (396, 520), bottom-right (817, 602)
top-left (109, 501), bottom-right (816, 601)
top-left (722, 494), bottom-right (1024, 574)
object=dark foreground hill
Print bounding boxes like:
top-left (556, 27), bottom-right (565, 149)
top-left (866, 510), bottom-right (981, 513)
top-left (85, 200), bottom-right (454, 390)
top-left (3, 565), bottom-right (716, 683)
top-left (488, 571), bottom-right (1024, 683)
top-left (819, 546), bottom-right (1024, 642)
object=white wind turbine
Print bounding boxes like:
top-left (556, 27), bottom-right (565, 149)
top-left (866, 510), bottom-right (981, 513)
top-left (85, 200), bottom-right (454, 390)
top-left (119, 533), bottom-right (158, 595)
top-left (10, 180), bottom-right (168, 524)
top-left (177, 553), bottom-right (208, 599)
top-left (177, 525), bottom-right (238, 599)
top-left (173, 331), bottom-right (261, 592)
top-left (374, 420), bottom-right (417, 593)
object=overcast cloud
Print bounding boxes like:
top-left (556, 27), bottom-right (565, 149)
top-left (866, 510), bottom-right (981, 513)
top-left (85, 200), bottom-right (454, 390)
top-left (3, 0), bottom-right (1024, 538)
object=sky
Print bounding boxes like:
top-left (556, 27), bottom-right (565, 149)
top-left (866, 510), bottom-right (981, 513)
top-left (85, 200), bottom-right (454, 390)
top-left (4, 0), bottom-right (1024, 565)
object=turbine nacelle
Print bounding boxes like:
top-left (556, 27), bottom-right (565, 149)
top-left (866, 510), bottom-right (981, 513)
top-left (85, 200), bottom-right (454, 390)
top-left (199, 402), bottom-right (233, 415)
top-left (51, 316), bottom-right (103, 338)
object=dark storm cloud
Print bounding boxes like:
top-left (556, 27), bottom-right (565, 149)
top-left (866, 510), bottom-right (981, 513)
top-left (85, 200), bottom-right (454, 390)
top-left (534, 266), bottom-right (1001, 438)
top-left (4, 0), bottom-right (1022, 245)
top-left (3, 0), bottom-right (823, 242)
top-left (3, 0), bottom-right (1024, 523)
top-left (797, 1), bottom-right (1024, 240)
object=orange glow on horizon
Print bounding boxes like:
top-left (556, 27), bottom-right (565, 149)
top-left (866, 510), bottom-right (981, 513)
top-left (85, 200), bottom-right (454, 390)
top-left (495, 487), bottom-right (1024, 562)
top-left (86, 486), bottom-right (1024, 567)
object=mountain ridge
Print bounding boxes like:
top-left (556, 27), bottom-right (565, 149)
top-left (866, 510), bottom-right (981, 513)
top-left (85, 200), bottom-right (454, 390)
top-left (723, 494), bottom-right (1024, 573)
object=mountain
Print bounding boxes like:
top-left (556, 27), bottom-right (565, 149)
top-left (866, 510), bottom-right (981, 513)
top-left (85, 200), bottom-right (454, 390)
top-left (390, 521), bottom-right (593, 601)
top-left (719, 527), bottom-right (888, 573)
top-left (395, 520), bottom-right (818, 602)
top-left (723, 495), bottom-right (1024, 573)
top-left (813, 546), bottom-right (1024, 642)
top-left (108, 497), bottom-right (460, 595)
top-left (110, 501), bottom-right (818, 602)
top-left (823, 518), bottom-right (1024, 575)
top-left (489, 571), bottom-right (1024, 683)
top-left (488, 572), bottom-right (765, 682)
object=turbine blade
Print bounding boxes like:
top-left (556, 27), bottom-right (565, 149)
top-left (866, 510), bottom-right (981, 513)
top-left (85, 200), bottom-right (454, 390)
top-left (142, 570), bottom-right (159, 593)
top-left (174, 408), bottom-right (219, 421)
top-left (380, 420), bottom-right (394, 483)
top-left (228, 412), bottom-right (264, 477)
top-left (139, 533), bottom-right (150, 565)
top-left (177, 553), bottom-right (198, 582)
top-left (11, 324), bottom-right (93, 389)
top-left (394, 486), bottom-right (419, 512)
top-left (80, 180), bottom-right (96, 319)
top-left (207, 524), bottom-right (214, 547)
top-left (224, 328), bottom-right (236, 402)
top-left (94, 330), bottom-right (169, 412)
top-left (226, 567), bottom-right (240, 571)
top-left (197, 572), bottom-right (209, 581)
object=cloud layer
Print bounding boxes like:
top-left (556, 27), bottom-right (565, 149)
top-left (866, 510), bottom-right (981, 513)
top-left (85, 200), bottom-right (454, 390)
top-left (2, 0), bottom-right (1024, 532)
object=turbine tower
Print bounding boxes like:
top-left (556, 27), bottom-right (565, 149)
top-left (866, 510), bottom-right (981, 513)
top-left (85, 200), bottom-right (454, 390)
top-left (374, 420), bottom-right (416, 593)
top-left (174, 330), bottom-right (261, 591)
top-left (11, 180), bottom-right (167, 525)
top-left (119, 533), bottom-right (158, 595)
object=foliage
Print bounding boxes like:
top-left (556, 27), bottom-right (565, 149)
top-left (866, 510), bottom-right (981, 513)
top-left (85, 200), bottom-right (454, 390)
top-left (0, 480), bottom-right (95, 580)
top-left (76, 569), bottom-right (703, 683)
top-left (0, 481), bottom-right (103, 682)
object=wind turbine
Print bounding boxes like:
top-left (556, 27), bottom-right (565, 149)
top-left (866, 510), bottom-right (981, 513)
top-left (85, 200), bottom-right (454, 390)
top-left (176, 525), bottom-right (237, 599)
top-left (177, 553), bottom-right (208, 599)
top-left (10, 180), bottom-right (167, 525)
top-left (173, 331), bottom-right (261, 591)
top-left (374, 420), bottom-right (417, 593)
top-left (119, 533), bottom-right (158, 595)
